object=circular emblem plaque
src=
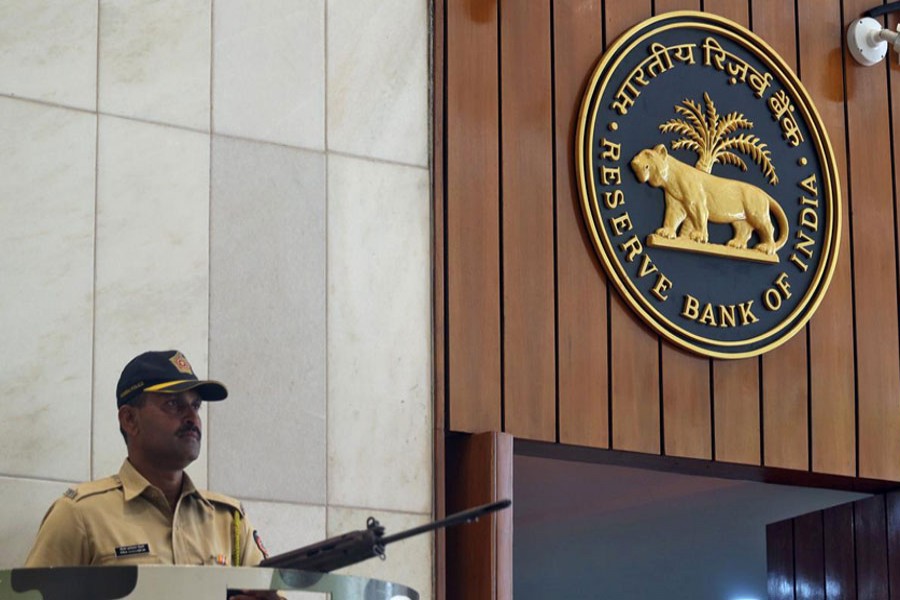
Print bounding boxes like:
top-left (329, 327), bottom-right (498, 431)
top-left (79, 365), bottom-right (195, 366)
top-left (576, 12), bottom-right (841, 359)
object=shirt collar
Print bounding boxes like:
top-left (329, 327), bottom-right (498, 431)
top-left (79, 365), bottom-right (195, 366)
top-left (117, 459), bottom-right (212, 509)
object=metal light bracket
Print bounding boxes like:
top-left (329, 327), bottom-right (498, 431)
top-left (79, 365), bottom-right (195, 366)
top-left (848, 16), bottom-right (900, 66)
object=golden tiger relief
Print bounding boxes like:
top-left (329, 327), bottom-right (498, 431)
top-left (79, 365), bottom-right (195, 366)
top-left (630, 145), bottom-right (789, 255)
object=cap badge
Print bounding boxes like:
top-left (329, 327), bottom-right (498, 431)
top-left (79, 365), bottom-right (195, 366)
top-left (169, 351), bottom-right (194, 375)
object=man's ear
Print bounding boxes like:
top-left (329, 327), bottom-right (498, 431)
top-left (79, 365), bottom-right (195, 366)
top-left (119, 405), bottom-right (140, 439)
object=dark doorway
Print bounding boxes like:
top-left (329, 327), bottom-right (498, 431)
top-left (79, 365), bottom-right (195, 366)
top-left (514, 454), bottom-right (869, 600)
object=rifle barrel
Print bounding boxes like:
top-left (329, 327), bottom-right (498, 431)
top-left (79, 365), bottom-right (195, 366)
top-left (380, 499), bottom-right (511, 545)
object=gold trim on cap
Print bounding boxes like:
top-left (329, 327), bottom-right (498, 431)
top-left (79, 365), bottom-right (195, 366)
top-left (144, 380), bottom-right (195, 392)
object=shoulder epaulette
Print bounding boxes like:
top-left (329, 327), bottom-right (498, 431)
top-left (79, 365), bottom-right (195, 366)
top-left (203, 490), bottom-right (245, 515)
top-left (63, 476), bottom-right (122, 502)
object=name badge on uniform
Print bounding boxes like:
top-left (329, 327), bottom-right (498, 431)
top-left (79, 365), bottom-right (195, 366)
top-left (115, 544), bottom-right (150, 557)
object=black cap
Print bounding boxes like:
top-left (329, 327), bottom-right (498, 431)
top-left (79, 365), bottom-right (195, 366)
top-left (116, 350), bottom-right (228, 407)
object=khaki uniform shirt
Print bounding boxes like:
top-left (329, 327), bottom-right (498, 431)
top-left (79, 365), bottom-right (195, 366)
top-left (25, 460), bottom-right (266, 568)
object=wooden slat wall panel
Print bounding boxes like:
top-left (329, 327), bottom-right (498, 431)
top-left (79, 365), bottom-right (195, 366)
top-left (703, 0), bottom-right (762, 467)
top-left (499, 0), bottom-right (556, 441)
top-left (768, 519), bottom-right (796, 600)
top-left (887, 492), bottom-right (900, 597)
top-left (445, 432), bottom-right (513, 600)
top-left (854, 496), bottom-right (889, 599)
top-left (794, 512), bottom-right (825, 600)
top-left (433, 0), bottom-right (447, 593)
top-left (712, 356), bottom-right (761, 464)
top-left (439, 0), bottom-right (900, 489)
top-left (661, 346), bottom-right (711, 458)
top-left (753, 0), bottom-right (810, 472)
top-left (700, 3), bottom-right (748, 34)
top-left (654, 0), bottom-right (712, 461)
top-left (554, 0), bottom-right (609, 449)
top-left (823, 503), bottom-right (856, 600)
top-left (769, 496), bottom-right (900, 600)
top-left (606, 0), bottom-right (660, 456)
top-left (655, 0), bottom-right (696, 11)
top-left (610, 294), bottom-right (661, 453)
top-left (894, 16), bottom-right (900, 463)
top-left (798, 0), bottom-right (856, 477)
top-left (447, 0), bottom-right (502, 433)
top-left (843, 0), bottom-right (900, 481)
top-left (776, 502), bottom-right (859, 600)
top-left (434, 0), bottom-right (446, 445)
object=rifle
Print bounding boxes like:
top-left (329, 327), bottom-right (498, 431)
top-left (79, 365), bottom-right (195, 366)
top-left (259, 499), bottom-right (511, 573)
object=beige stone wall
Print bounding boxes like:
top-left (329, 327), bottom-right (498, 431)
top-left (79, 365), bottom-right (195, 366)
top-left (0, 1), bottom-right (431, 596)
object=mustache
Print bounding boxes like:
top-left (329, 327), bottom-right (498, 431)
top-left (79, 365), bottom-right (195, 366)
top-left (176, 424), bottom-right (201, 438)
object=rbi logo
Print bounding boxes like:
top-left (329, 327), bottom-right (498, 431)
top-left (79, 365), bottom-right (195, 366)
top-left (577, 12), bottom-right (840, 359)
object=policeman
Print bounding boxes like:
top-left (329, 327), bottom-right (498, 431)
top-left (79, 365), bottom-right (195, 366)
top-left (26, 350), bottom-right (279, 600)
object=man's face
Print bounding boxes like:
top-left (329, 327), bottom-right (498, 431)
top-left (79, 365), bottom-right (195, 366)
top-left (126, 390), bottom-right (203, 470)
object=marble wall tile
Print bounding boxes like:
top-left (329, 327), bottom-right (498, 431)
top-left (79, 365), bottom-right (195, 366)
top-left (0, 1), bottom-right (97, 110)
top-left (208, 136), bottom-right (326, 505)
top-left (240, 500), bottom-right (326, 559)
top-left (328, 507), bottom-right (432, 600)
top-left (326, 156), bottom-right (431, 514)
top-left (241, 501), bottom-right (326, 599)
top-left (0, 477), bottom-right (77, 568)
top-left (327, 0), bottom-right (428, 166)
top-left (0, 99), bottom-right (95, 481)
top-left (92, 116), bottom-right (211, 483)
top-left (213, 0), bottom-right (325, 150)
top-left (99, 0), bottom-right (210, 131)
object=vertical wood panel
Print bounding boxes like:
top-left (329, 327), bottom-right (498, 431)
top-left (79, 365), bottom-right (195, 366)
top-left (434, 1), bottom-right (447, 595)
top-left (606, 0), bottom-right (660, 455)
top-left (763, 335), bottom-right (809, 469)
top-left (887, 492), bottom-right (900, 598)
top-left (703, 0), bottom-right (748, 22)
top-left (753, 0), bottom-right (810, 472)
top-left (823, 503), bottom-right (856, 600)
top-left (794, 512), bottom-right (826, 600)
top-left (768, 519), bottom-right (797, 600)
top-left (497, 435), bottom-right (513, 600)
top-left (855, 496), bottom-right (889, 599)
top-left (610, 294), bottom-right (661, 453)
top-left (447, 0), bottom-right (502, 433)
top-left (778, 496), bottom-right (900, 600)
top-left (798, 0), bottom-right (856, 477)
top-left (713, 358), bottom-right (760, 464)
top-left (662, 346), bottom-right (711, 458)
top-left (655, 0), bottom-right (712, 462)
top-left (894, 20), bottom-right (900, 484)
top-left (500, 0), bottom-right (556, 441)
top-left (554, 0), bottom-right (609, 448)
top-left (844, 0), bottom-right (900, 481)
top-left (703, 0), bottom-right (762, 466)
top-left (445, 432), bottom-right (513, 600)
top-left (435, 0), bottom-right (446, 439)
top-left (655, 0), bottom-right (696, 10)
